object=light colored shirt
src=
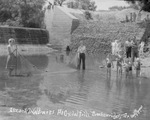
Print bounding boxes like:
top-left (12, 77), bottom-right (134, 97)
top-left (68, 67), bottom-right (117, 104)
top-left (125, 41), bottom-right (132, 47)
top-left (106, 58), bottom-right (111, 64)
top-left (77, 45), bottom-right (86, 54)
top-left (140, 42), bottom-right (145, 48)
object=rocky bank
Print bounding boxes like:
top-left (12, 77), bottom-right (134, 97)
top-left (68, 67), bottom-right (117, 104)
top-left (70, 10), bottom-right (147, 54)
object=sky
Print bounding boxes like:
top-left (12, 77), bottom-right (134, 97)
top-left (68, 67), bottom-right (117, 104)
top-left (93, 0), bottom-right (130, 10)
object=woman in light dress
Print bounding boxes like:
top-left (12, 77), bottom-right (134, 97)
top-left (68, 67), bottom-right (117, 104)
top-left (6, 38), bottom-right (16, 76)
top-left (139, 41), bottom-right (145, 58)
top-left (112, 40), bottom-right (120, 56)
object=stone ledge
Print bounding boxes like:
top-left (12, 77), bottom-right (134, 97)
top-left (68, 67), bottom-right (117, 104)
top-left (0, 45), bottom-right (54, 56)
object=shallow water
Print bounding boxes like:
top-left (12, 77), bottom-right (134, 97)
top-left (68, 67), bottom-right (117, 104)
top-left (0, 52), bottom-right (150, 120)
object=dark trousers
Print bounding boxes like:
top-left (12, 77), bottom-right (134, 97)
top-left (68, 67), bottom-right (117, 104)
top-left (126, 47), bottom-right (132, 58)
top-left (78, 53), bottom-right (85, 70)
top-left (132, 50), bottom-right (139, 62)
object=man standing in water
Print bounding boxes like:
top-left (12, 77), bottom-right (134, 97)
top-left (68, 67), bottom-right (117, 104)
top-left (131, 37), bottom-right (139, 62)
top-left (77, 41), bottom-right (86, 70)
top-left (125, 39), bottom-right (132, 58)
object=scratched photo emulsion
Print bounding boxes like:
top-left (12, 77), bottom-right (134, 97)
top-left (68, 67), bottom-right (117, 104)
top-left (0, 0), bottom-right (150, 120)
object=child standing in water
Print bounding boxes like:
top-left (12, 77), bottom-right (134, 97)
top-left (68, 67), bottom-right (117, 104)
top-left (124, 58), bottom-right (130, 78)
top-left (134, 58), bottom-right (141, 77)
top-left (106, 54), bottom-right (114, 77)
top-left (116, 54), bottom-right (124, 75)
top-left (6, 38), bottom-right (16, 76)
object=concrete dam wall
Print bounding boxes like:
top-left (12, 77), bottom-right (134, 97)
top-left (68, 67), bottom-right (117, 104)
top-left (0, 26), bottom-right (49, 44)
top-left (44, 6), bottom-right (80, 47)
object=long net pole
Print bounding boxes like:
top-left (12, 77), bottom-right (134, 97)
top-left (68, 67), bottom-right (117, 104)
top-left (15, 43), bottom-right (18, 76)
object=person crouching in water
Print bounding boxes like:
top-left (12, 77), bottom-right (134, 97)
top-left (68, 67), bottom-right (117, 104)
top-left (134, 58), bottom-right (141, 77)
top-left (116, 54), bottom-right (124, 75)
top-left (5, 38), bottom-right (16, 76)
top-left (77, 41), bottom-right (86, 70)
top-left (106, 54), bottom-right (114, 77)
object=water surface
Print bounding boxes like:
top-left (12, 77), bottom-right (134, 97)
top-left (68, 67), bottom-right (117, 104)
top-left (0, 52), bottom-right (150, 120)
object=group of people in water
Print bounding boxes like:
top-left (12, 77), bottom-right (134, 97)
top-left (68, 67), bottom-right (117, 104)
top-left (66, 41), bottom-right (86, 70)
top-left (5, 36), bottom-right (146, 78)
top-left (65, 37), bottom-right (145, 80)
top-left (70, 37), bottom-right (145, 79)
top-left (106, 37), bottom-right (145, 78)
top-left (5, 38), bottom-right (87, 76)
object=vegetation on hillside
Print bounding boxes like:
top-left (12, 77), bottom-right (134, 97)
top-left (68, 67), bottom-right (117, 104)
top-left (109, 5), bottom-right (140, 11)
top-left (67, 0), bottom-right (97, 11)
top-left (0, 0), bottom-right (46, 28)
top-left (70, 12), bottom-right (145, 53)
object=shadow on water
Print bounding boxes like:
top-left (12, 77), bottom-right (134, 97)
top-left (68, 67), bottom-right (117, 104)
top-left (105, 74), bottom-right (113, 98)
top-left (66, 70), bottom-right (89, 106)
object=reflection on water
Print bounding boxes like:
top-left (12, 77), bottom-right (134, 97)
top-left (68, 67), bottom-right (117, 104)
top-left (0, 52), bottom-right (150, 120)
top-left (0, 55), bottom-right (49, 71)
top-left (0, 55), bottom-right (48, 112)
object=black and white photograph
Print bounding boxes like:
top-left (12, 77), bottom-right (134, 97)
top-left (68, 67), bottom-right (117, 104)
top-left (0, 0), bottom-right (150, 120)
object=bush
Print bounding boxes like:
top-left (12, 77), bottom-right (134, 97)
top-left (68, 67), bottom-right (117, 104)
top-left (84, 11), bottom-right (93, 20)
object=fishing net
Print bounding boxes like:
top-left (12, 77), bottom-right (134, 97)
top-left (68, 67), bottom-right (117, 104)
top-left (16, 53), bottom-right (41, 77)
top-left (0, 51), bottom-right (41, 78)
top-left (69, 53), bottom-right (79, 69)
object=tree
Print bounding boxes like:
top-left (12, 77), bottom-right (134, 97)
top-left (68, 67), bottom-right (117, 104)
top-left (124, 0), bottom-right (150, 12)
top-left (54, 0), bottom-right (66, 6)
top-left (0, 0), bottom-right (46, 28)
top-left (67, 1), bottom-right (79, 9)
top-left (0, 0), bottom-right (19, 22)
top-left (67, 0), bottom-right (97, 11)
top-left (19, 0), bottom-right (46, 28)
top-left (88, 1), bottom-right (97, 11)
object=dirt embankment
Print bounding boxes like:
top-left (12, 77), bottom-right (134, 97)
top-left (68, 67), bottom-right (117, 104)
top-left (70, 9), bottom-right (147, 54)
